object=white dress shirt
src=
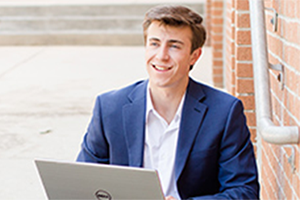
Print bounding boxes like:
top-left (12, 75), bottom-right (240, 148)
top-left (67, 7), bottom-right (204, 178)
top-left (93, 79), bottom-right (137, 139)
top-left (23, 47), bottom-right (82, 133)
top-left (143, 85), bottom-right (185, 199)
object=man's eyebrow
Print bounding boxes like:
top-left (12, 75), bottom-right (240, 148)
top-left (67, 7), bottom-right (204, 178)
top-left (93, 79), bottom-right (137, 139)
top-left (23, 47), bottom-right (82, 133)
top-left (168, 39), bottom-right (184, 45)
top-left (148, 37), bottom-right (160, 41)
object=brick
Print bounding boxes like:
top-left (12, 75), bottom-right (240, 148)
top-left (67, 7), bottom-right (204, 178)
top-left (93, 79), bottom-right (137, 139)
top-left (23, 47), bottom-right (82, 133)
top-left (225, 22), bottom-right (232, 35)
top-left (244, 111), bottom-right (256, 126)
top-left (264, 0), bottom-right (272, 8)
top-left (211, 17), bottom-right (224, 25)
top-left (230, 39), bottom-right (235, 55)
top-left (212, 50), bottom-right (223, 58)
top-left (229, 57), bottom-right (236, 69)
top-left (212, 0), bottom-right (224, 8)
top-left (285, 68), bottom-right (298, 93)
top-left (213, 75), bottom-right (223, 83)
top-left (236, 63), bottom-right (253, 78)
top-left (282, 105), bottom-right (297, 127)
top-left (285, 91), bottom-right (295, 117)
top-left (231, 0), bottom-right (235, 8)
top-left (236, 13), bottom-right (251, 28)
top-left (276, 17), bottom-right (283, 37)
top-left (236, 78), bottom-right (254, 93)
top-left (211, 8), bottom-right (223, 16)
top-left (237, 94), bottom-right (255, 110)
top-left (236, 46), bottom-right (252, 61)
top-left (235, 0), bottom-right (249, 11)
top-left (231, 71), bottom-right (236, 85)
top-left (283, 21), bottom-right (300, 46)
top-left (213, 43), bottom-right (223, 50)
top-left (211, 25), bottom-right (224, 34)
top-left (230, 56), bottom-right (236, 69)
top-left (212, 67), bottom-right (223, 75)
top-left (230, 25), bottom-right (236, 40)
top-left (226, 0), bottom-right (232, 8)
top-left (298, 0), bottom-right (300, 19)
top-left (231, 10), bottom-right (235, 24)
top-left (283, 90), bottom-right (298, 115)
top-left (284, 0), bottom-right (296, 18)
top-left (268, 53), bottom-right (280, 67)
top-left (269, 0), bottom-right (281, 14)
top-left (211, 34), bottom-right (223, 42)
top-left (236, 30), bottom-right (251, 45)
top-left (284, 45), bottom-right (300, 72)
top-left (212, 59), bottom-right (223, 67)
top-left (267, 33), bottom-right (283, 57)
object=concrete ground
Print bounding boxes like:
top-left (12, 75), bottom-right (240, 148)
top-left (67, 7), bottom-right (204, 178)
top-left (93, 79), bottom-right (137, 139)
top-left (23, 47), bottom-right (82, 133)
top-left (0, 45), bottom-right (212, 199)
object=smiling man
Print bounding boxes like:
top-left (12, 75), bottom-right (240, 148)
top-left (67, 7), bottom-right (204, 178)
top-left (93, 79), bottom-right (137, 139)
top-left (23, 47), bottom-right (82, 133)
top-left (77, 5), bottom-right (259, 200)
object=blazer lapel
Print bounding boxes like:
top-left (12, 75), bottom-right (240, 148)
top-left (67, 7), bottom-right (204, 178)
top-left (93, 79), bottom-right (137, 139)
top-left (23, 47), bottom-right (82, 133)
top-left (175, 79), bottom-right (207, 181)
top-left (123, 81), bottom-right (147, 167)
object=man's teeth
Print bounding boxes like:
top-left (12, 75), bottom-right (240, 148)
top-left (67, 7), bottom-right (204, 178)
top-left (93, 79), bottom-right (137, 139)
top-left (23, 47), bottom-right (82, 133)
top-left (153, 64), bottom-right (170, 71)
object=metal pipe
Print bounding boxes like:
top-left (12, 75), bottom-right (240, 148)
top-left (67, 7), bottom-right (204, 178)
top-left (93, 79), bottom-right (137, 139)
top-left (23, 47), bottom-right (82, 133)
top-left (249, 0), bottom-right (299, 144)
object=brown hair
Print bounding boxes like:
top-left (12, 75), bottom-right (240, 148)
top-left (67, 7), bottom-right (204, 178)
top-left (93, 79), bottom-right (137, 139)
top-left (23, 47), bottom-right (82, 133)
top-left (143, 5), bottom-right (207, 53)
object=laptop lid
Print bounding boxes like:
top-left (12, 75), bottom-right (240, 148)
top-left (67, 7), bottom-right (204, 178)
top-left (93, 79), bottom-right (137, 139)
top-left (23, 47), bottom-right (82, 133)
top-left (35, 159), bottom-right (164, 200)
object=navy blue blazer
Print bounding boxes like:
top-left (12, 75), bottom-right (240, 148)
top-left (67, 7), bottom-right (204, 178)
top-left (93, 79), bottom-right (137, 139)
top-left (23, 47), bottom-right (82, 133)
top-left (77, 78), bottom-right (259, 199)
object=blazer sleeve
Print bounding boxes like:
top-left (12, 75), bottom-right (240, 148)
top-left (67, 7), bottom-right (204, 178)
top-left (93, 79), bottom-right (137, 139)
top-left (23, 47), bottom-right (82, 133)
top-left (76, 96), bottom-right (109, 164)
top-left (191, 99), bottom-right (259, 200)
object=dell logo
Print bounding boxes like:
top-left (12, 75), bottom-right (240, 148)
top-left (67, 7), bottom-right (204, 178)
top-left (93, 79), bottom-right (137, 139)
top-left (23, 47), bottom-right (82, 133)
top-left (95, 190), bottom-right (112, 200)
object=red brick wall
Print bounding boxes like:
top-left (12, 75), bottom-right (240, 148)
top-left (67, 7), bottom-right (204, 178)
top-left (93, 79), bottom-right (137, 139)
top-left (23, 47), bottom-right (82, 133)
top-left (208, 0), bottom-right (300, 199)
top-left (223, 0), bottom-right (257, 150)
top-left (261, 1), bottom-right (300, 199)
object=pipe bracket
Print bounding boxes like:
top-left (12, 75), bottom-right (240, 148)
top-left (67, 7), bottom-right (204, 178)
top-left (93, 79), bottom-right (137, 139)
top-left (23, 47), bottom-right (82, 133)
top-left (265, 7), bottom-right (278, 32)
top-left (269, 63), bottom-right (284, 90)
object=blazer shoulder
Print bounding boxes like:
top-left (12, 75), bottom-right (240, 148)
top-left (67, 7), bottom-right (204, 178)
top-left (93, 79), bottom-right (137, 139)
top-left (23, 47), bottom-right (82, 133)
top-left (191, 79), bottom-right (238, 104)
top-left (96, 79), bottom-right (147, 105)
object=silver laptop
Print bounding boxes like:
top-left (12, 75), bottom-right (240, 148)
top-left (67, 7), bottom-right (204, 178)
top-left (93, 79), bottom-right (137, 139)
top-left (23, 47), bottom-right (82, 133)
top-left (35, 159), bottom-right (165, 200)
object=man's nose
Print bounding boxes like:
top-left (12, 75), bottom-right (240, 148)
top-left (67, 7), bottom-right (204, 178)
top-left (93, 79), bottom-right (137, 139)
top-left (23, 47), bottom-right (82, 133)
top-left (156, 45), bottom-right (170, 60)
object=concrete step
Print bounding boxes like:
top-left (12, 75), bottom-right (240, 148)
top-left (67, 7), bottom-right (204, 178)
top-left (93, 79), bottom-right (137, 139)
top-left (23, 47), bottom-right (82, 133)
top-left (0, 17), bottom-right (143, 31)
top-left (0, 3), bottom-right (204, 45)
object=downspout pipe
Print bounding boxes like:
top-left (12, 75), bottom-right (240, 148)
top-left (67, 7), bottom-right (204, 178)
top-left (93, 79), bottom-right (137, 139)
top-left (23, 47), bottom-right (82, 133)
top-left (249, 0), bottom-right (299, 144)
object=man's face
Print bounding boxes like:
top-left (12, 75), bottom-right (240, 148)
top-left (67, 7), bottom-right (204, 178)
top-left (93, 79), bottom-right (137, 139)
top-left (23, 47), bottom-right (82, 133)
top-left (145, 21), bottom-right (200, 90)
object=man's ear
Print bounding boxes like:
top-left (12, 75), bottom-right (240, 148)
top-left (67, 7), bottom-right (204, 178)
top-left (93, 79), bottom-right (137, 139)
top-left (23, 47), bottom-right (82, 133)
top-left (190, 48), bottom-right (202, 66)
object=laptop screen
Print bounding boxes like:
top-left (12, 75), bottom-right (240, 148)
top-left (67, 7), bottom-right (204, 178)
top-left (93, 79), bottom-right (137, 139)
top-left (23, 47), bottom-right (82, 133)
top-left (35, 159), bottom-right (165, 200)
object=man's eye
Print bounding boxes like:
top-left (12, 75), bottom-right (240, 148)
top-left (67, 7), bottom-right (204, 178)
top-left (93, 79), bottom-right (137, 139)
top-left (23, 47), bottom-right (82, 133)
top-left (149, 42), bottom-right (159, 46)
top-left (171, 44), bottom-right (180, 49)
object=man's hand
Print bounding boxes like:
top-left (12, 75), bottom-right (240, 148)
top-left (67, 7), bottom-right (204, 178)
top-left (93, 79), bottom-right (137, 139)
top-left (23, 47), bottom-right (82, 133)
top-left (165, 195), bottom-right (177, 200)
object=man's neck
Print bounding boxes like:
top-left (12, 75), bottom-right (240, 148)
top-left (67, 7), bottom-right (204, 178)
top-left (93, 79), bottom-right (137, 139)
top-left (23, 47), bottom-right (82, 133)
top-left (149, 82), bottom-right (188, 124)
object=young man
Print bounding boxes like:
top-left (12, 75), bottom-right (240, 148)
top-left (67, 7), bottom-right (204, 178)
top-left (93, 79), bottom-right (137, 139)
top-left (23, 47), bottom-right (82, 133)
top-left (77, 5), bottom-right (259, 200)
